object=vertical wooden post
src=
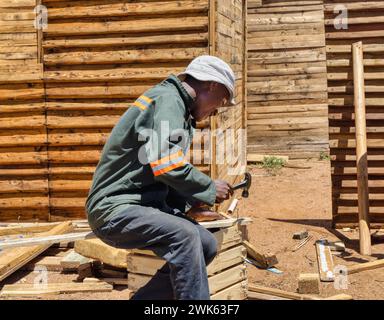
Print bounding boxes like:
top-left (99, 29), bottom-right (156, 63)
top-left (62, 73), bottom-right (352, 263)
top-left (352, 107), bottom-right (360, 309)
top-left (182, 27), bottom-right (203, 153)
top-left (352, 41), bottom-right (371, 256)
top-left (209, 0), bottom-right (217, 181)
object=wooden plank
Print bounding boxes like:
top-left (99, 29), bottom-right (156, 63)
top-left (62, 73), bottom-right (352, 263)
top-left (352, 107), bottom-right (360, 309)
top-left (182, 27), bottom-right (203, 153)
top-left (83, 277), bottom-right (128, 287)
top-left (74, 238), bottom-right (129, 269)
top-left (0, 223), bottom-right (60, 236)
top-left (315, 240), bottom-right (335, 282)
top-left (243, 240), bottom-right (278, 268)
top-left (0, 282), bottom-right (113, 297)
top-left (248, 285), bottom-right (352, 300)
top-left (0, 231), bottom-right (95, 250)
top-left (352, 41), bottom-right (372, 256)
top-left (348, 259), bottom-right (384, 275)
top-left (22, 256), bottom-right (63, 272)
top-left (60, 250), bottom-right (93, 271)
top-left (248, 284), bottom-right (319, 300)
top-left (0, 222), bottom-right (74, 282)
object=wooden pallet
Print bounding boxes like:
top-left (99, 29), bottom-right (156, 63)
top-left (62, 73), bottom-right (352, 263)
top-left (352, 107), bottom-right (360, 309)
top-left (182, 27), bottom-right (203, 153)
top-left (127, 223), bottom-right (248, 300)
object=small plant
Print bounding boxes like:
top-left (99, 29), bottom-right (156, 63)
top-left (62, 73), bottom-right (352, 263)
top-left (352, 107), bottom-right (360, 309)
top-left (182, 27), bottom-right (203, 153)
top-left (261, 156), bottom-right (286, 175)
top-left (319, 152), bottom-right (331, 161)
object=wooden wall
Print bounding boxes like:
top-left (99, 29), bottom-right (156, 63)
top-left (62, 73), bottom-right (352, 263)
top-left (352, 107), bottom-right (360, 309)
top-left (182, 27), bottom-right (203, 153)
top-left (214, 0), bottom-right (247, 190)
top-left (0, 0), bottom-right (246, 221)
top-left (0, 0), bottom-right (47, 221)
top-left (247, 0), bottom-right (330, 159)
top-left (325, 0), bottom-right (384, 228)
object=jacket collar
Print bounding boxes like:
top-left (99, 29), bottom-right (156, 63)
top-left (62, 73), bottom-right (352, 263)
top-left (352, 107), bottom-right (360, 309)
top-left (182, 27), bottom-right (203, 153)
top-left (167, 74), bottom-right (195, 108)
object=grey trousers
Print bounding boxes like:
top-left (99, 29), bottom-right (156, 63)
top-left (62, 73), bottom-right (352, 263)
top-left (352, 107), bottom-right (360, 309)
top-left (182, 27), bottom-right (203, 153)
top-left (92, 205), bottom-right (218, 300)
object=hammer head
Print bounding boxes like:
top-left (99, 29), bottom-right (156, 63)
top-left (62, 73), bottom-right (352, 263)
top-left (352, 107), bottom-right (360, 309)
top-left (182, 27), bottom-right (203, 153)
top-left (241, 172), bottom-right (252, 198)
top-left (231, 172), bottom-right (252, 198)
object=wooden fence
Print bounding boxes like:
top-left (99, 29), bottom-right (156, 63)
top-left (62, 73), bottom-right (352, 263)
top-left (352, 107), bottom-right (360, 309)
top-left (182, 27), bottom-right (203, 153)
top-left (0, 0), bottom-right (246, 222)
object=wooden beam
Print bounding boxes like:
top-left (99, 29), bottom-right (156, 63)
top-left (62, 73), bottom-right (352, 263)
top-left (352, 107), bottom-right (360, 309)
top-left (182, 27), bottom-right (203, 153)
top-left (248, 285), bottom-right (352, 300)
top-left (352, 41), bottom-right (372, 256)
top-left (74, 238), bottom-right (129, 269)
top-left (0, 222), bottom-right (74, 282)
top-left (0, 231), bottom-right (95, 250)
top-left (0, 223), bottom-right (60, 236)
top-left (248, 284), bottom-right (319, 300)
top-left (0, 282), bottom-right (113, 297)
top-left (243, 240), bottom-right (278, 268)
top-left (315, 240), bottom-right (335, 282)
top-left (348, 259), bottom-right (384, 275)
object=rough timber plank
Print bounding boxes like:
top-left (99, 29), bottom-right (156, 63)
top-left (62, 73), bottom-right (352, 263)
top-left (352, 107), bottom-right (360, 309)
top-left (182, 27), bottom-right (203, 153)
top-left (74, 238), bottom-right (129, 269)
top-left (0, 282), bottom-right (113, 297)
top-left (0, 222), bottom-right (74, 282)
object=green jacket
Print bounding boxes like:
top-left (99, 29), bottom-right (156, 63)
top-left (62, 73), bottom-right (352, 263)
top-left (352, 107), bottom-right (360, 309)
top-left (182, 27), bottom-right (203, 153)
top-left (85, 75), bottom-right (216, 230)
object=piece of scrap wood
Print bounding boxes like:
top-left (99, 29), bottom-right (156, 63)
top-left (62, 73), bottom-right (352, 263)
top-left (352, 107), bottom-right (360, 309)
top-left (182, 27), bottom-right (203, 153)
top-left (200, 217), bottom-right (253, 229)
top-left (248, 285), bottom-right (352, 300)
top-left (248, 284), bottom-right (319, 300)
top-left (323, 294), bottom-right (354, 300)
top-left (348, 259), bottom-right (384, 275)
top-left (315, 240), bottom-right (335, 282)
top-left (0, 282), bottom-right (113, 297)
top-left (247, 291), bottom-right (290, 300)
top-left (74, 238), bottom-right (129, 269)
top-left (298, 273), bottom-right (320, 294)
top-left (243, 241), bottom-right (278, 268)
top-left (61, 250), bottom-right (93, 271)
top-left (0, 231), bottom-right (95, 250)
top-left (0, 222), bottom-right (74, 282)
top-left (83, 277), bottom-right (127, 286)
top-left (22, 256), bottom-right (63, 272)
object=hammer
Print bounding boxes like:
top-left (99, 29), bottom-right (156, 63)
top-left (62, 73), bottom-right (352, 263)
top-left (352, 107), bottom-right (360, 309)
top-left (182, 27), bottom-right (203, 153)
top-left (231, 172), bottom-right (252, 198)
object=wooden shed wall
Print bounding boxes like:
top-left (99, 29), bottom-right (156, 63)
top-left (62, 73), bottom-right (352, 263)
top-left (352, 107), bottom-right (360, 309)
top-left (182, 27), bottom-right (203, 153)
top-left (325, 0), bottom-right (384, 228)
top-left (0, 0), bottom-right (47, 221)
top-left (214, 0), bottom-right (247, 190)
top-left (0, 0), bottom-right (246, 222)
top-left (247, 0), bottom-right (330, 159)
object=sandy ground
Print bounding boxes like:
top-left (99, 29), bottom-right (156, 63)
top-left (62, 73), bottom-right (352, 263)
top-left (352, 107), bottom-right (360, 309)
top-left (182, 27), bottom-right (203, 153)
top-left (239, 159), bottom-right (384, 300)
top-left (1, 159), bottom-right (384, 300)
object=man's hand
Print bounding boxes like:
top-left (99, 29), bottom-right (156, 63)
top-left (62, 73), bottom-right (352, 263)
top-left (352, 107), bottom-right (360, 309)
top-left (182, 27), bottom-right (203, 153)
top-left (214, 180), bottom-right (233, 203)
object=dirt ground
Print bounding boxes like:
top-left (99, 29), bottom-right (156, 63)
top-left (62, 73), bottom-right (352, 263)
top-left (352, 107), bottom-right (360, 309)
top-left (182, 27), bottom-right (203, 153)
top-left (239, 159), bottom-right (384, 300)
top-left (1, 159), bottom-right (384, 300)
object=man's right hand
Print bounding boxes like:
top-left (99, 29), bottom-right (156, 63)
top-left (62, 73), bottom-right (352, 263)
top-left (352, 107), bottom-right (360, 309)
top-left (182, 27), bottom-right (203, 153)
top-left (214, 180), bottom-right (233, 203)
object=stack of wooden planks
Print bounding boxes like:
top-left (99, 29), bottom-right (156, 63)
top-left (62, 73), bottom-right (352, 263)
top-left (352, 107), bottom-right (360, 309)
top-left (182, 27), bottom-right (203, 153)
top-left (246, 0), bottom-right (329, 159)
top-left (127, 223), bottom-right (248, 300)
top-left (325, 1), bottom-right (384, 228)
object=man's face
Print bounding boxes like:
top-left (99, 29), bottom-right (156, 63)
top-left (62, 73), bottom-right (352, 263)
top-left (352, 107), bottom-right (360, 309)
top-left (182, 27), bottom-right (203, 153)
top-left (191, 82), bottom-right (231, 122)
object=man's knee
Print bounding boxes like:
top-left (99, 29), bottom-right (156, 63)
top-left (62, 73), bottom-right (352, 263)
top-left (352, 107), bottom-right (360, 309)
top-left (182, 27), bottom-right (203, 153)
top-left (177, 223), bottom-right (201, 244)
